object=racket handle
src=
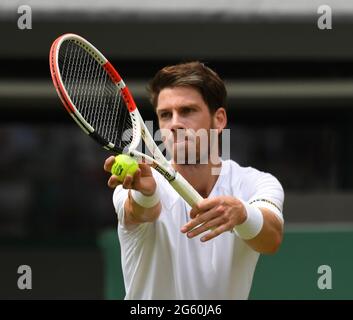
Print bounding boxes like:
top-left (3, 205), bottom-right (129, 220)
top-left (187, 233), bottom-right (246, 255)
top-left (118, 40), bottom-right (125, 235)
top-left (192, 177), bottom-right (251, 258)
top-left (169, 172), bottom-right (204, 207)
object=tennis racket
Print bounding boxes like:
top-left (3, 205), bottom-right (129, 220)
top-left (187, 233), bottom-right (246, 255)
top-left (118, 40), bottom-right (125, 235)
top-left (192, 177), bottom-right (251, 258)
top-left (49, 33), bottom-right (203, 208)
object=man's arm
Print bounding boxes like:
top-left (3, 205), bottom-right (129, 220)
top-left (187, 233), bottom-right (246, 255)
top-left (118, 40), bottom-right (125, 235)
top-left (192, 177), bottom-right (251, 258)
top-left (123, 190), bottom-right (161, 227)
top-left (244, 207), bottom-right (283, 254)
top-left (181, 196), bottom-right (283, 254)
top-left (104, 156), bottom-right (161, 229)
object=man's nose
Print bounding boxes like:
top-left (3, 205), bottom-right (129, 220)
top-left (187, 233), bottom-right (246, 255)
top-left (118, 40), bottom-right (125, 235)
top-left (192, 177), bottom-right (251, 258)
top-left (170, 112), bottom-right (185, 132)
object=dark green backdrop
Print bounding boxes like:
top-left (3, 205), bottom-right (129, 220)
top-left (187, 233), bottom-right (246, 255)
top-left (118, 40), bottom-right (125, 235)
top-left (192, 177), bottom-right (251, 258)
top-left (98, 228), bottom-right (353, 300)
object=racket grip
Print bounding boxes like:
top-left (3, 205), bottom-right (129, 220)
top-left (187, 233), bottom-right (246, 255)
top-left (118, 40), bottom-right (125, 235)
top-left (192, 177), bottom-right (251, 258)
top-left (169, 172), bottom-right (204, 207)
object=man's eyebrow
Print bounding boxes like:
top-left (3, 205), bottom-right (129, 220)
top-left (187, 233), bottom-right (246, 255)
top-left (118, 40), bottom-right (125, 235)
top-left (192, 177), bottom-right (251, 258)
top-left (157, 104), bottom-right (200, 112)
top-left (156, 107), bottom-right (171, 113)
top-left (180, 104), bottom-right (200, 109)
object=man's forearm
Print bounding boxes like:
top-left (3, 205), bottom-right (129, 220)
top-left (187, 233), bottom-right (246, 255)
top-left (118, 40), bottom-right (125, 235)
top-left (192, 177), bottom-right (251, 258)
top-left (124, 190), bottom-right (161, 226)
top-left (245, 208), bottom-right (283, 254)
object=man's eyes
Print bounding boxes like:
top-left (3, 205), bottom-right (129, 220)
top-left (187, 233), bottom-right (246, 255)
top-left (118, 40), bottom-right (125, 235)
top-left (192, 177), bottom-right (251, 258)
top-left (181, 108), bottom-right (192, 114)
top-left (159, 112), bottom-right (171, 119)
top-left (159, 108), bottom-right (196, 119)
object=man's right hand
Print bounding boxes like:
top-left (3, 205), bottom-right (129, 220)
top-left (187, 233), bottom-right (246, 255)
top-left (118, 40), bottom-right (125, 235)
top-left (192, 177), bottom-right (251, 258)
top-left (104, 155), bottom-right (161, 226)
top-left (104, 156), bottom-right (157, 196)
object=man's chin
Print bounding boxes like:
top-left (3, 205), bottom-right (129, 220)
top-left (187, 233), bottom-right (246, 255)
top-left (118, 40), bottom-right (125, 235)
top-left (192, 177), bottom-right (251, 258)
top-left (164, 142), bottom-right (201, 164)
top-left (173, 151), bottom-right (202, 165)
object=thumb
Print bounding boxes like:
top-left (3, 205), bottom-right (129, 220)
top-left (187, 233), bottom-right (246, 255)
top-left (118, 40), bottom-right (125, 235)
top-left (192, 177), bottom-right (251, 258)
top-left (138, 163), bottom-right (153, 176)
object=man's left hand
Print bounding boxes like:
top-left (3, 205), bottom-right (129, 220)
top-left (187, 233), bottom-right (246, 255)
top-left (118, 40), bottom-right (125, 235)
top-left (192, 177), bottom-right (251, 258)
top-left (181, 196), bottom-right (247, 242)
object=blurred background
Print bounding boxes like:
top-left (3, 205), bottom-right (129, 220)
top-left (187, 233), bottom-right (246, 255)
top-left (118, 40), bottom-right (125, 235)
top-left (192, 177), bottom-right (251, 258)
top-left (0, 0), bottom-right (352, 299)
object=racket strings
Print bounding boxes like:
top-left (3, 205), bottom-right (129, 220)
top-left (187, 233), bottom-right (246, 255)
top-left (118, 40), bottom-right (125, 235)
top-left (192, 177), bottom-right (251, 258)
top-left (58, 40), bottom-right (133, 150)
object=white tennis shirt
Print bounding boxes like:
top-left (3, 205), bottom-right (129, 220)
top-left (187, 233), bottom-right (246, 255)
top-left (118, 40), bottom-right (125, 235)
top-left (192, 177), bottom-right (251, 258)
top-left (113, 159), bottom-right (284, 300)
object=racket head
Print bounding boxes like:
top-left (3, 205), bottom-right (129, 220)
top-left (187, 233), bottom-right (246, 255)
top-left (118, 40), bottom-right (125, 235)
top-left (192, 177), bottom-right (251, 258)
top-left (49, 33), bottom-right (140, 154)
top-left (49, 33), bottom-right (204, 208)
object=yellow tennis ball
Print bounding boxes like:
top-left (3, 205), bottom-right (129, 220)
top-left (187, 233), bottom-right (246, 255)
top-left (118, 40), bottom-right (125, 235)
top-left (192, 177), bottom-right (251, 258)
top-left (111, 154), bottom-right (139, 182)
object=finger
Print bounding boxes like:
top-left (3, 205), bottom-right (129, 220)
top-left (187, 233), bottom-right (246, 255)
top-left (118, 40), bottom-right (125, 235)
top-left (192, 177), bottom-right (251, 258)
top-left (122, 174), bottom-right (134, 189)
top-left (190, 200), bottom-right (221, 219)
top-left (187, 204), bottom-right (226, 231)
top-left (197, 197), bottom-right (224, 212)
top-left (200, 223), bottom-right (231, 242)
top-left (181, 205), bottom-right (225, 233)
top-left (140, 157), bottom-right (153, 166)
top-left (130, 169), bottom-right (142, 188)
top-left (186, 216), bottom-right (227, 238)
top-left (107, 175), bottom-right (121, 188)
top-left (104, 156), bottom-right (116, 172)
top-left (138, 163), bottom-right (152, 176)
top-left (189, 207), bottom-right (202, 219)
top-left (133, 168), bottom-right (141, 180)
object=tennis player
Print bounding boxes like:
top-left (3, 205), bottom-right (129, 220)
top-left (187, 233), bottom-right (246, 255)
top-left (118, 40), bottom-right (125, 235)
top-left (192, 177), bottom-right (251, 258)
top-left (103, 62), bottom-right (284, 299)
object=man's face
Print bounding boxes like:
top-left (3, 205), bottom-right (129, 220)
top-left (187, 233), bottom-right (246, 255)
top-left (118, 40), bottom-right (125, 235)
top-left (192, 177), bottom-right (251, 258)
top-left (156, 86), bottom-right (220, 164)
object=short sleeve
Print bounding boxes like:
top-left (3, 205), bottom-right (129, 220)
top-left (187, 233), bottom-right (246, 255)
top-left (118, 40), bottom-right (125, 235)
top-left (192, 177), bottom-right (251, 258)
top-left (246, 171), bottom-right (285, 224)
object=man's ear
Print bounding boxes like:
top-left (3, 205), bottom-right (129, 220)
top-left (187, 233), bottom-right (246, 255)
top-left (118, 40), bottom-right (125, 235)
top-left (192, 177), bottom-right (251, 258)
top-left (213, 107), bottom-right (227, 133)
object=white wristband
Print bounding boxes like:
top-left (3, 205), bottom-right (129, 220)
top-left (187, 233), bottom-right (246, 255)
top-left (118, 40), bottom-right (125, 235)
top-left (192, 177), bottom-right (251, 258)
top-left (130, 189), bottom-right (160, 208)
top-left (233, 200), bottom-right (264, 240)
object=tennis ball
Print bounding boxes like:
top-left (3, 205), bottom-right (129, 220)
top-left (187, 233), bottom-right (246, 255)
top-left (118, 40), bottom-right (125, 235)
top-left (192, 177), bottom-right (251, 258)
top-left (111, 154), bottom-right (139, 182)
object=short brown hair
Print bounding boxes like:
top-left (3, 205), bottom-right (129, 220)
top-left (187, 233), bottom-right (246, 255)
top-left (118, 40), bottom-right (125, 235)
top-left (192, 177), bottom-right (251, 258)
top-left (147, 61), bottom-right (227, 113)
